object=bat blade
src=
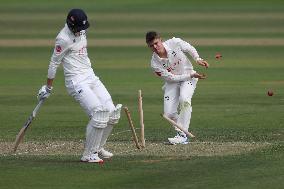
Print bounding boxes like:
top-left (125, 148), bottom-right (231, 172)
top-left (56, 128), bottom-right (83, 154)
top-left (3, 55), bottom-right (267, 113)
top-left (13, 115), bottom-right (33, 152)
top-left (13, 99), bottom-right (45, 153)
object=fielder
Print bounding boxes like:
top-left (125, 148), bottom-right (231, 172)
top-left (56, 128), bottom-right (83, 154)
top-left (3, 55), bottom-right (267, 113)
top-left (37, 9), bottom-right (122, 163)
top-left (146, 31), bottom-right (209, 144)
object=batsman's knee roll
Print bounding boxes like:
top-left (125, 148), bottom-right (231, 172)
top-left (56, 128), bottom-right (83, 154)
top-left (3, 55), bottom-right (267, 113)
top-left (91, 109), bottom-right (110, 128)
top-left (108, 104), bottom-right (122, 125)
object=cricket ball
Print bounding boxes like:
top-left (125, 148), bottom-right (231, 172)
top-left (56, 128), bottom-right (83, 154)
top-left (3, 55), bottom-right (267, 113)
top-left (267, 90), bottom-right (274, 96)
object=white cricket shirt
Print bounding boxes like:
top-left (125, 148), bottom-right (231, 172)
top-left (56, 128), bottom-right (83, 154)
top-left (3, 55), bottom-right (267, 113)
top-left (150, 37), bottom-right (200, 82)
top-left (48, 24), bottom-right (95, 83)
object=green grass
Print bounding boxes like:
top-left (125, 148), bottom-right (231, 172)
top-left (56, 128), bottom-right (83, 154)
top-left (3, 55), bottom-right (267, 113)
top-left (0, 145), bottom-right (283, 189)
top-left (0, 0), bottom-right (283, 189)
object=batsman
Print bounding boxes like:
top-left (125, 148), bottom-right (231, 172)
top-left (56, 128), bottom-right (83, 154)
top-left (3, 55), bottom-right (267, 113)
top-left (146, 31), bottom-right (209, 145)
top-left (38, 9), bottom-right (122, 163)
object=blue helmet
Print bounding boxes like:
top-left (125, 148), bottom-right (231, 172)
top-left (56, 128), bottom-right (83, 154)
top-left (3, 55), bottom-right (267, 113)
top-left (66, 9), bottom-right (90, 33)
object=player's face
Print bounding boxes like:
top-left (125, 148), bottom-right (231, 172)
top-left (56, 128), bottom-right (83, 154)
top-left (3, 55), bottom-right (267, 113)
top-left (148, 38), bottom-right (165, 55)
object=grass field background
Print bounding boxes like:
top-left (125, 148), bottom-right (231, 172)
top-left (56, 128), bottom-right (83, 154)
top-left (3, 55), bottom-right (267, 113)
top-left (0, 0), bottom-right (283, 188)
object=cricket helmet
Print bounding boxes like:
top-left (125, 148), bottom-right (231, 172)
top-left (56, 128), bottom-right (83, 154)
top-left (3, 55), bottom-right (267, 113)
top-left (66, 9), bottom-right (90, 33)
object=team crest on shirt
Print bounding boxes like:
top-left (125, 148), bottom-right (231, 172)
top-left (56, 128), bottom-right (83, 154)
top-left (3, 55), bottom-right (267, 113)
top-left (55, 45), bottom-right (62, 54)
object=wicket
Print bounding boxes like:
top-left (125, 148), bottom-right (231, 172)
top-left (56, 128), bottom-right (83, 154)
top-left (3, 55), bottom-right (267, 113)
top-left (138, 89), bottom-right (145, 148)
top-left (124, 107), bottom-right (141, 149)
top-left (161, 113), bottom-right (195, 138)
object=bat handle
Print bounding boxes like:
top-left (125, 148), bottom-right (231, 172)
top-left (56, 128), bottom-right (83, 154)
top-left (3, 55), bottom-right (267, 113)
top-left (32, 99), bottom-right (45, 117)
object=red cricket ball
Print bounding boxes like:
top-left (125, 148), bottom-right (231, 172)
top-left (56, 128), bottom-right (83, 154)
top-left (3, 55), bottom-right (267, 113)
top-left (267, 90), bottom-right (274, 96)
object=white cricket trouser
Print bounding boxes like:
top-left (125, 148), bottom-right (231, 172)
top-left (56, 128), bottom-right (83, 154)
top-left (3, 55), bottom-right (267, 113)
top-left (163, 78), bottom-right (198, 132)
top-left (65, 73), bottom-right (115, 117)
top-left (65, 72), bottom-right (117, 155)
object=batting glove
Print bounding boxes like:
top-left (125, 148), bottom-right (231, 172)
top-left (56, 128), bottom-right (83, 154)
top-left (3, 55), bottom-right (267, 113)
top-left (37, 85), bottom-right (53, 101)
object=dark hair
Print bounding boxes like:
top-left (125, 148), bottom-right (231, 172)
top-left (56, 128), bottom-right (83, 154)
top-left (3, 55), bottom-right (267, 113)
top-left (145, 31), bottom-right (160, 44)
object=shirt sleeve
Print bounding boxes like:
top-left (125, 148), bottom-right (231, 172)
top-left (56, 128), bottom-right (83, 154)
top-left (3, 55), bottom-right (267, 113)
top-left (174, 37), bottom-right (200, 62)
top-left (151, 60), bottom-right (191, 82)
top-left (47, 38), bottom-right (69, 79)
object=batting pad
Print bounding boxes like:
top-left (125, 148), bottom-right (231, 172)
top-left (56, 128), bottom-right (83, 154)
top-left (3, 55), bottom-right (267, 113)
top-left (108, 104), bottom-right (122, 124)
top-left (99, 125), bottom-right (113, 150)
top-left (92, 109), bottom-right (110, 128)
top-left (83, 124), bottom-right (104, 156)
top-left (100, 104), bottom-right (122, 149)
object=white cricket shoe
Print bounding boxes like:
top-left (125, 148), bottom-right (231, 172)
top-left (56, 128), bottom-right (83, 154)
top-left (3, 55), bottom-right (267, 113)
top-left (168, 133), bottom-right (189, 145)
top-left (98, 148), bottom-right (113, 159)
top-left (81, 152), bottom-right (104, 163)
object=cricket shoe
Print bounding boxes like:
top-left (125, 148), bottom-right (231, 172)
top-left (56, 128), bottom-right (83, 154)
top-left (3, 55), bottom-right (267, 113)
top-left (98, 148), bottom-right (113, 159)
top-left (168, 133), bottom-right (189, 145)
top-left (81, 152), bottom-right (104, 163)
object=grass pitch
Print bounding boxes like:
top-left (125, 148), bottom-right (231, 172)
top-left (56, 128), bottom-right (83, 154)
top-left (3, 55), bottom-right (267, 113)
top-left (0, 0), bottom-right (283, 189)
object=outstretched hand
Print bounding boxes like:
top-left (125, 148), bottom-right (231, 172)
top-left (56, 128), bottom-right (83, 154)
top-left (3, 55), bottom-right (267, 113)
top-left (197, 59), bottom-right (209, 68)
top-left (191, 72), bottom-right (206, 79)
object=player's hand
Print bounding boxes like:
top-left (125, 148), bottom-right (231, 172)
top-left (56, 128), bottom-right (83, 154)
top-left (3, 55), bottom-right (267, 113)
top-left (37, 85), bottom-right (53, 101)
top-left (197, 59), bottom-right (209, 68)
top-left (191, 72), bottom-right (206, 79)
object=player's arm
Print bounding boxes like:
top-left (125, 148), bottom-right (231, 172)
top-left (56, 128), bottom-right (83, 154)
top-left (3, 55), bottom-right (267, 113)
top-left (153, 67), bottom-right (206, 80)
top-left (47, 38), bottom-right (69, 82)
top-left (190, 72), bottom-right (206, 79)
top-left (37, 38), bottom-right (69, 101)
top-left (151, 63), bottom-right (191, 82)
top-left (46, 78), bottom-right (54, 89)
top-left (196, 57), bottom-right (209, 68)
top-left (175, 37), bottom-right (209, 68)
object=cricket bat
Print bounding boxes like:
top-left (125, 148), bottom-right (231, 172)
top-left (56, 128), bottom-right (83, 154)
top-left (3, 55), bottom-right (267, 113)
top-left (13, 99), bottom-right (45, 152)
